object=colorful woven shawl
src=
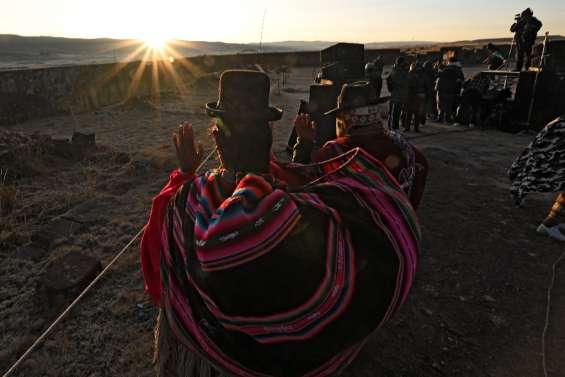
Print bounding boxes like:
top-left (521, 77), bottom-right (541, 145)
top-left (159, 148), bottom-right (420, 377)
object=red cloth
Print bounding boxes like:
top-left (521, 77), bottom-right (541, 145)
top-left (141, 169), bottom-right (194, 305)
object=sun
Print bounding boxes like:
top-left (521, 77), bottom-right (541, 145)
top-left (143, 35), bottom-right (169, 51)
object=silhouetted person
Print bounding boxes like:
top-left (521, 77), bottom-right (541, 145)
top-left (511, 8), bottom-right (542, 71)
top-left (387, 57), bottom-right (409, 130)
top-left (365, 56), bottom-right (384, 97)
top-left (455, 73), bottom-right (492, 127)
top-left (423, 60), bottom-right (438, 119)
top-left (484, 43), bottom-right (505, 70)
top-left (436, 57), bottom-right (464, 124)
top-left (405, 63), bottom-right (430, 132)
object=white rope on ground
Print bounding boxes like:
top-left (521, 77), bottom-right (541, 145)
top-left (2, 227), bottom-right (144, 377)
top-left (2, 147), bottom-right (218, 377)
top-left (542, 250), bottom-right (565, 377)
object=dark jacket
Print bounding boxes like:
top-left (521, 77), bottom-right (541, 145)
top-left (436, 63), bottom-right (464, 96)
top-left (511, 16), bottom-right (542, 47)
top-left (387, 64), bottom-right (410, 104)
top-left (422, 62), bottom-right (438, 96)
top-left (408, 66), bottom-right (430, 98)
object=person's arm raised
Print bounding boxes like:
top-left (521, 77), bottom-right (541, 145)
top-left (141, 122), bottom-right (203, 305)
top-left (292, 113), bottom-right (317, 164)
top-left (173, 122), bottom-right (204, 174)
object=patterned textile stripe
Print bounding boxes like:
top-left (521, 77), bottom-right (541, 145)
top-left (306, 148), bottom-right (420, 312)
top-left (335, 148), bottom-right (421, 243)
top-left (231, 221), bottom-right (355, 344)
top-left (179, 205), bottom-right (356, 345)
top-left (199, 216), bottom-right (340, 323)
top-left (183, 193), bottom-right (336, 315)
top-left (311, 148), bottom-right (421, 247)
top-left (183, 172), bottom-right (302, 272)
top-left (327, 131), bottom-right (416, 197)
top-left (162, 222), bottom-right (361, 377)
top-left (161, 219), bottom-right (271, 377)
top-left (287, 148), bottom-right (418, 318)
top-left (197, 205), bottom-right (301, 272)
top-left (509, 116), bottom-right (565, 204)
top-left (342, 157), bottom-right (419, 307)
top-left (159, 147), bottom-right (421, 377)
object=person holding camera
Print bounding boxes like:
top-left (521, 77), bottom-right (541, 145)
top-left (510, 8), bottom-right (542, 71)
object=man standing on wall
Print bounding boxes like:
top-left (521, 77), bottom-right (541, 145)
top-left (510, 8), bottom-right (542, 71)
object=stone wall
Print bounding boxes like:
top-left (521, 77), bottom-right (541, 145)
top-left (0, 47), bottom-right (488, 126)
top-left (0, 60), bottom-right (185, 126)
top-left (0, 51), bottom-right (328, 126)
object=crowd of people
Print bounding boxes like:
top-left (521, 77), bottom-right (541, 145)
top-left (385, 55), bottom-right (468, 130)
top-left (366, 7), bottom-right (544, 132)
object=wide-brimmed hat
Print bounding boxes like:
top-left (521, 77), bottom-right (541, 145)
top-left (205, 70), bottom-right (283, 122)
top-left (325, 81), bottom-right (389, 115)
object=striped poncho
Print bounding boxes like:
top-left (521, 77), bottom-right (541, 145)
top-left (142, 148), bottom-right (421, 377)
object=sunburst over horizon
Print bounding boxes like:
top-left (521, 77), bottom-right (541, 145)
top-left (142, 36), bottom-right (170, 52)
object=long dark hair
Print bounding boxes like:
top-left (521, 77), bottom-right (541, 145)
top-left (211, 117), bottom-right (272, 174)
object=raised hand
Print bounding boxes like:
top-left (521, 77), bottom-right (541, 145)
top-left (294, 113), bottom-right (316, 142)
top-left (172, 122), bottom-right (204, 174)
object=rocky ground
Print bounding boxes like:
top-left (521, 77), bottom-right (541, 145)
top-left (0, 67), bottom-right (564, 377)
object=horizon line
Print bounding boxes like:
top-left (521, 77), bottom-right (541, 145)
top-left (1, 32), bottom-right (549, 45)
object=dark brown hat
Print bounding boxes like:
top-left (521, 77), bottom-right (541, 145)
top-left (325, 81), bottom-right (389, 115)
top-left (205, 70), bottom-right (283, 121)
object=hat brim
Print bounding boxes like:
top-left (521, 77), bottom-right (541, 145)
top-left (324, 96), bottom-right (391, 116)
top-left (205, 102), bottom-right (283, 122)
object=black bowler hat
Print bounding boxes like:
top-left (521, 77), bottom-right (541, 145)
top-left (325, 81), bottom-right (389, 115)
top-left (205, 70), bottom-right (283, 121)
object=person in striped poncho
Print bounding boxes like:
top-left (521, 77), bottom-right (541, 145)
top-left (141, 70), bottom-right (421, 377)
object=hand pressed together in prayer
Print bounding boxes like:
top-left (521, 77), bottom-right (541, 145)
top-left (173, 122), bottom-right (204, 174)
top-left (294, 113), bottom-right (316, 141)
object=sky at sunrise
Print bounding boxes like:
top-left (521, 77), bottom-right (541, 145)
top-left (2, 0), bottom-right (565, 43)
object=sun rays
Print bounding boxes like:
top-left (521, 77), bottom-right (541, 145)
top-left (93, 36), bottom-right (204, 121)
top-left (143, 36), bottom-right (169, 51)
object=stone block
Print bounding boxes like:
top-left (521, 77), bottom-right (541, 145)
top-left (44, 218), bottom-right (84, 238)
top-left (72, 130), bottom-right (96, 150)
top-left (31, 218), bottom-right (84, 250)
top-left (50, 136), bottom-right (74, 158)
top-left (16, 244), bottom-right (47, 261)
top-left (40, 251), bottom-right (101, 310)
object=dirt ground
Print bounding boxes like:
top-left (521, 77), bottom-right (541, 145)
top-left (1, 67), bottom-right (564, 377)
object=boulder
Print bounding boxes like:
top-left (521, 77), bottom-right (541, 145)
top-left (40, 251), bottom-right (101, 311)
top-left (16, 244), bottom-right (47, 261)
top-left (72, 130), bottom-right (96, 150)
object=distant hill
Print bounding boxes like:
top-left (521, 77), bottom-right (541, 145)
top-left (0, 34), bottom-right (440, 70)
top-left (262, 40), bottom-right (436, 51)
top-left (1, 34), bottom-right (563, 70)
top-left (447, 35), bottom-right (565, 46)
top-left (0, 35), bottom-right (299, 70)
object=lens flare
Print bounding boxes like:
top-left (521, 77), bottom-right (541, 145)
top-left (143, 36), bottom-right (169, 51)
